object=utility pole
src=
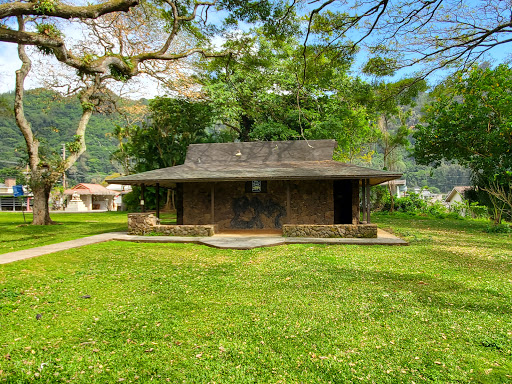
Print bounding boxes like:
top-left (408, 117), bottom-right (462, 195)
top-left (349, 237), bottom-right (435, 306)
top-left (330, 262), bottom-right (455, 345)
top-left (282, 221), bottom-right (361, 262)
top-left (61, 144), bottom-right (67, 189)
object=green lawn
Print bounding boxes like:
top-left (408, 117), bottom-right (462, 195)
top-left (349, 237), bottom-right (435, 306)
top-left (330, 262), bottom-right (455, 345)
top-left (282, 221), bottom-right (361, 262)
top-left (0, 214), bottom-right (511, 383)
top-left (0, 212), bottom-right (127, 254)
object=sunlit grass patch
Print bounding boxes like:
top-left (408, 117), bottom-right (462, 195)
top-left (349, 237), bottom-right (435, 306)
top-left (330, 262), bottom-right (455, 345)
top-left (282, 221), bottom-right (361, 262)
top-left (0, 214), bottom-right (511, 382)
top-left (0, 212), bottom-right (127, 254)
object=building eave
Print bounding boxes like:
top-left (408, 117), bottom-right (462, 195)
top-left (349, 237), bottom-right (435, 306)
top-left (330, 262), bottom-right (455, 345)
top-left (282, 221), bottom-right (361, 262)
top-left (109, 161), bottom-right (402, 188)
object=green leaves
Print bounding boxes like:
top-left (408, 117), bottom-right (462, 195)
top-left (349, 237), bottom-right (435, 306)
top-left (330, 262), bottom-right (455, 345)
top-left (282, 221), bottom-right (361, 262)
top-left (414, 64), bottom-right (512, 185)
top-left (113, 98), bottom-right (214, 173)
top-left (66, 134), bottom-right (83, 154)
top-left (35, 23), bottom-right (62, 39)
top-left (35, 22), bottom-right (62, 55)
top-left (33, 0), bottom-right (57, 14)
top-left (362, 57), bottom-right (397, 77)
top-left (202, 31), bottom-right (377, 162)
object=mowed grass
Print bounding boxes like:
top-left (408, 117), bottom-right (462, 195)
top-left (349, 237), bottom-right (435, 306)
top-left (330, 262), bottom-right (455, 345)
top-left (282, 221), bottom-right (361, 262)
top-left (0, 214), bottom-right (511, 383)
top-left (0, 212), bottom-right (127, 254)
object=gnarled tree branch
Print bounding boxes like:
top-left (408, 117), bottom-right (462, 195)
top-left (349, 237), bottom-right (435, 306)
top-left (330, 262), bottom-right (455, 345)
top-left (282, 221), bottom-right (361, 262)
top-left (0, 0), bottom-right (139, 20)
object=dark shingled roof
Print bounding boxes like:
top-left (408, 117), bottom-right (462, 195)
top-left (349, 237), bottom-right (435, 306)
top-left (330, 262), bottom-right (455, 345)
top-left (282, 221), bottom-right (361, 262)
top-left (109, 140), bottom-right (401, 187)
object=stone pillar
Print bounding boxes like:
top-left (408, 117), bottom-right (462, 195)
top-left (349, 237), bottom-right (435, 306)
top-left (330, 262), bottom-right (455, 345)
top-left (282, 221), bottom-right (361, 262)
top-left (286, 182), bottom-right (291, 224)
top-left (127, 213), bottom-right (158, 235)
top-left (210, 183), bottom-right (215, 224)
top-left (361, 179), bottom-right (367, 223)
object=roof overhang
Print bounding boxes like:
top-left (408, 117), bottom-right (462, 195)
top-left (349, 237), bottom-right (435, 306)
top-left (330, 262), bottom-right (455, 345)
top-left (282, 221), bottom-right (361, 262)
top-left (109, 161), bottom-right (402, 188)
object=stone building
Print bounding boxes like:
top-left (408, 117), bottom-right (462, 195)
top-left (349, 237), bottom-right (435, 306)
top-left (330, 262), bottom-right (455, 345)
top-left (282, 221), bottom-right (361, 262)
top-left (110, 140), bottom-right (402, 237)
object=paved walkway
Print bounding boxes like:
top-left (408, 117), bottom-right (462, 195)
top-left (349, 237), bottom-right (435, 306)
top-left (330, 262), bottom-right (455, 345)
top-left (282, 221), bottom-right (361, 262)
top-left (1, 229), bottom-right (407, 264)
top-left (0, 232), bottom-right (127, 265)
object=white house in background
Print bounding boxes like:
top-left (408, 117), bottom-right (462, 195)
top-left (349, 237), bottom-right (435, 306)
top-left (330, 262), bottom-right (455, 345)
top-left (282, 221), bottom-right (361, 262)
top-left (106, 184), bottom-right (132, 211)
top-left (64, 183), bottom-right (116, 211)
top-left (380, 179), bottom-right (407, 197)
top-left (445, 186), bottom-right (471, 206)
top-left (0, 178), bottom-right (32, 211)
top-left (408, 186), bottom-right (444, 202)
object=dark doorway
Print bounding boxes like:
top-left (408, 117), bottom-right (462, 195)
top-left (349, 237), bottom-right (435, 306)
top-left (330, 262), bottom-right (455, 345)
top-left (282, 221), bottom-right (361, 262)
top-left (333, 180), bottom-right (353, 224)
top-left (176, 183), bottom-right (184, 225)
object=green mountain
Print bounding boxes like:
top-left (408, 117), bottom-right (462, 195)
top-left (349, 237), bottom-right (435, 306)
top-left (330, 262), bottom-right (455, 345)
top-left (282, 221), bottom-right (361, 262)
top-left (0, 89), bottom-right (121, 185)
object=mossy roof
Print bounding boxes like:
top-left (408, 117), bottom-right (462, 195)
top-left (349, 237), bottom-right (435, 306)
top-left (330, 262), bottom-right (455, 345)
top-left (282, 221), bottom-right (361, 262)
top-left (109, 140), bottom-right (401, 187)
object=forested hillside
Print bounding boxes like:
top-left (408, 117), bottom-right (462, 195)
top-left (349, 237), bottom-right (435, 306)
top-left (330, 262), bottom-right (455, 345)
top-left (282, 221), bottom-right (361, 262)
top-left (0, 89), bottom-right (120, 184)
top-left (0, 89), bottom-right (471, 193)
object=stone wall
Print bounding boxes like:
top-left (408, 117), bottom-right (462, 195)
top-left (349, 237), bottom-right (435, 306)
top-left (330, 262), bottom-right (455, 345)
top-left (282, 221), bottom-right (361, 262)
top-left (289, 180), bottom-right (334, 225)
top-left (128, 213), bottom-right (159, 235)
top-left (215, 181), bottom-right (287, 230)
top-left (282, 224), bottom-right (377, 238)
top-left (152, 224), bottom-right (216, 237)
top-left (183, 180), bottom-right (335, 231)
top-left (127, 213), bottom-right (376, 238)
top-left (182, 183), bottom-right (212, 225)
top-left (127, 213), bottom-right (216, 236)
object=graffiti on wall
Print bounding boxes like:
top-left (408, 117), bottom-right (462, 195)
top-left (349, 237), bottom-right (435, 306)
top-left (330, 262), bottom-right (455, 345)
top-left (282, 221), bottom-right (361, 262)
top-left (231, 196), bottom-right (286, 229)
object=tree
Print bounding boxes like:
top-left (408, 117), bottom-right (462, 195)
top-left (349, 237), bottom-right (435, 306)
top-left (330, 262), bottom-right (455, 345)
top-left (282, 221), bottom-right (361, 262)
top-left (414, 64), bottom-right (512, 221)
top-left (414, 64), bottom-right (512, 185)
top-left (203, 31), bottom-right (380, 162)
top-left (0, 88), bottom-right (120, 184)
top-left (112, 97), bottom-right (215, 211)
top-left (113, 97), bottom-right (214, 173)
top-left (370, 79), bottom-right (427, 210)
top-left (299, 0), bottom-right (512, 78)
top-left (203, 32), bottom-right (310, 142)
top-left (2, 1), bottom-right (284, 224)
top-left (14, 16), bottom-right (109, 223)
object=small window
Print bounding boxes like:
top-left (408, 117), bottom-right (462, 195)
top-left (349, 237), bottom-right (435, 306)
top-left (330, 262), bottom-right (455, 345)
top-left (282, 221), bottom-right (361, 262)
top-left (245, 180), bottom-right (267, 193)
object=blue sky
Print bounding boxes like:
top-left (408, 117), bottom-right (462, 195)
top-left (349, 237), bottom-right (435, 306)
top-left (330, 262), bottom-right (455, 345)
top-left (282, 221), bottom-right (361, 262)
top-left (0, 43), bottom-right (23, 93)
top-left (1, 0), bottom-right (511, 96)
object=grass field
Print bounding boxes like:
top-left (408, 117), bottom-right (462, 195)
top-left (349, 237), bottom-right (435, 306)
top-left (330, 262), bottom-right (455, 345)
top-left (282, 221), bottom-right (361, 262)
top-left (0, 212), bottom-right (127, 254)
top-left (0, 213), bottom-right (511, 382)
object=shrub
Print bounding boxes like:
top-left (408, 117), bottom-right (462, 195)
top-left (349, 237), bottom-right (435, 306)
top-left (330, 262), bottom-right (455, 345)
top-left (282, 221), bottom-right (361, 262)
top-left (424, 201), bottom-right (448, 217)
top-left (394, 193), bottom-right (427, 213)
top-left (484, 223), bottom-right (512, 233)
top-left (449, 201), bottom-right (488, 219)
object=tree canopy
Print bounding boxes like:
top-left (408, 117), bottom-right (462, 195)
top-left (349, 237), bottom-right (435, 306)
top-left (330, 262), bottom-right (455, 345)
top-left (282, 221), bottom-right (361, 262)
top-left (414, 64), bottom-right (512, 185)
top-left (301, 0), bottom-right (512, 77)
top-left (112, 97), bottom-right (215, 173)
top-left (202, 31), bottom-right (382, 162)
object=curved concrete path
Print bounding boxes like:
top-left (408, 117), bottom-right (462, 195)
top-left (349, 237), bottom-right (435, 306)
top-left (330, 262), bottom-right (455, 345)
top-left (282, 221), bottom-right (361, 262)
top-left (1, 229), bottom-right (407, 264)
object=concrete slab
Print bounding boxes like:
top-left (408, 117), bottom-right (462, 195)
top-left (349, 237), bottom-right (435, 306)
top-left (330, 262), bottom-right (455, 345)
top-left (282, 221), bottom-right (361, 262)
top-left (1, 229), bottom-right (407, 264)
top-left (115, 229), bottom-right (407, 248)
top-left (201, 237), bottom-right (287, 250)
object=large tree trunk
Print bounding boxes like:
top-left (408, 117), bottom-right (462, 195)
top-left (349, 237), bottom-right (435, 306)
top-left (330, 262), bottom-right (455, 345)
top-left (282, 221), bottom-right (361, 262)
top-left (31, 181), bottom-right (54, 225)
top-left (14, 17), bottom-right (52, 225)
top-left (14, 18), bottom-right (100, 225)
top-left (240, 115), bottom-right (254, 142)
